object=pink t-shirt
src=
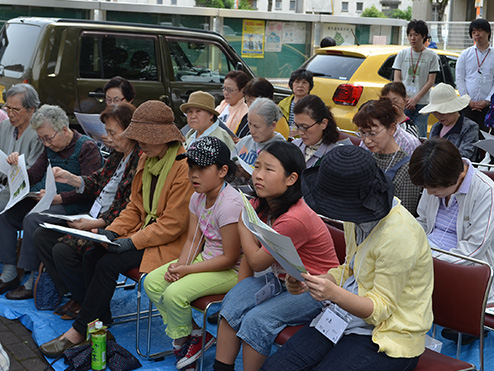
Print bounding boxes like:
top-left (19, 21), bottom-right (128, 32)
top-left (189, 183), bottom-right (243, 267)
top-left (252, 198), bottom-right (339, 275)
top-left (216, 99), bottom-right (249, 131)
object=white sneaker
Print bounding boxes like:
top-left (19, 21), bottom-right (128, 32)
top-left (0, 342), bottom-right (10, 371)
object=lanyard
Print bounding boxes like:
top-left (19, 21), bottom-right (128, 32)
top-left (410, 48), bottom-right (424, 83)
top-left (475, 48), bottom-right (491, 74)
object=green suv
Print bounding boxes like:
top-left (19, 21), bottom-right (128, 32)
top-left (0, 17), bottom-right (289, 127)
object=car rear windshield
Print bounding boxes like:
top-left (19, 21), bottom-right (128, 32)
top-left (0, 23), bottom-right (40, 78)
top-left (304, 54), bottom-right (364, 80)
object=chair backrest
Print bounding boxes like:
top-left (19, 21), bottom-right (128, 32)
top-left (338, 130), bottom-right (362, 146)
top-left (430, 248), bottom-right (492, 371)
top-left (481, 170), bottom-right (494, 182)
top-left (324, 222), bottom-right (346, 265)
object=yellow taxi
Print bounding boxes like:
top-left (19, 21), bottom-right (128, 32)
top-left (302, 45), bottom-right (460, 133)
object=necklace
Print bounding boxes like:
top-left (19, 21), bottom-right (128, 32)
top-left (410, 47), bottom-right (424, 83)
top-left (475, 47), bottom-right (490, 74)
top-left (374, 150), bottom-right (399, 173)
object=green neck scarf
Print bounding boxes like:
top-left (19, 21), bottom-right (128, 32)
top-left (142, 142), bottom-right (182, 227)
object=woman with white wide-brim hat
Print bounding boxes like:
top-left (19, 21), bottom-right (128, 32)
top-left (419, 82), bottom-right (478, 160)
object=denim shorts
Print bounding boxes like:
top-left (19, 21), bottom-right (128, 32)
top-left (220, 272), bottom-right (323, 356)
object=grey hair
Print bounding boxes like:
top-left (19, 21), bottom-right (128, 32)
top-left (6, 84), bottom-right (40, 110)
top-left (30, 105), bottom-right (69, 132)
top-left (249, 97), bottom-right (282, 127)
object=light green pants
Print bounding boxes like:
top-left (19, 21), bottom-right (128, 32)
top-left (143, 254), bottom-right (238, 339)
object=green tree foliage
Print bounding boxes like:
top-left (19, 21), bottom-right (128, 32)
top-left (389, 6), bottom-right (412, 20)
top-left (361, 5), bottom-right (387, 18)
top-left (196, 0), bottom-right (252, 9)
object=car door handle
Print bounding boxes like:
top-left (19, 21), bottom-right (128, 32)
top-left (160, 95), bottom-right (170, 105)
top-left (88, 91), bottom-right (105, 103)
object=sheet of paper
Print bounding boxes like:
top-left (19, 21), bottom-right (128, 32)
top-left (29, 163), bottom-right (56, 215)
top-left (2, 154), bottom-right (30, 213)
top-left (74, 112), bottom-right (106, 144)
top-left (474, 138), bottom-right (494, 157)
top-left (0, 149), bottom-right (9, 175)
top-left (240, 192), bottom-right (307, 281)
top-left (38, 213), bottom-right (96, 222)
top-left (237, 157), bottom-right (254, 176)
top-left (40, 222), bottom-right (118, 245)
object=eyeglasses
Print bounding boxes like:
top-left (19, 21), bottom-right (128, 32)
top-left (105, 96), bottom-right (124, 104)
top-left (294, 121), bottom-right (320, 132)
top-left (37, 132), bottom-right (58, 144)
top-left (222, 86), bottom-right (238, 94)
top-left (356, 127), bottom-right (386, 139)
top-left (2, 105), bottom-right (24, 115)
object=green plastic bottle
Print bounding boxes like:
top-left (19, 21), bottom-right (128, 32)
top-left (91, 321), bottom-right (107, 370)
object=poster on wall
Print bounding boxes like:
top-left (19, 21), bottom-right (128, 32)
top-left (265, 21), bottom-right (282, 52)
top-left (282, 22), bottom-right (306, 44)
top-left (322, 24), bottom-right (356, 46)
top-left (242, 19), bottom-right (265, 58)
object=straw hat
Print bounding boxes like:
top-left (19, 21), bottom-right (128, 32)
top-left (302, 145), bottom-right (394, 224)
top-left (122, 100), bottom-right (184, 145)
top-left (180, 91), bottom-right (219, 116)
top-left (419, 83), bottom-right (470, 114)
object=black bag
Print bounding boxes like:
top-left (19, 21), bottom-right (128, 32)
top-left (33, 263), bottom-right (61, 311)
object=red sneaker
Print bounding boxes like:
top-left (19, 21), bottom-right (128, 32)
top-left (176, 332), bottom-right (215, 369)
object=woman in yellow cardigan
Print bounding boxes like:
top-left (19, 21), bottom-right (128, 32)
top-left (262, 145), bottom-right (433, 371)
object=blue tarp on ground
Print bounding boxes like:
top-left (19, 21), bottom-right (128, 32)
top-left (0, 274), bottom-right (493, 370)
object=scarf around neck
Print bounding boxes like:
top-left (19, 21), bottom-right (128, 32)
top-left (142, 142), bottom-right (181, 227)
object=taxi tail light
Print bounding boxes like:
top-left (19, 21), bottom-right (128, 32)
top-left (22, 79), bottom-right (29, 84)
top-left (333, 84), bottom-right (363, 106)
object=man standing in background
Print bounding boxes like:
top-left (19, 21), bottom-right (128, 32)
top-left (393, 19), bottom-right (439, 138)
top-left (456, 18), bottom-right (494, 133)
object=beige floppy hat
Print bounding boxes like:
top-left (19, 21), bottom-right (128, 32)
top-left (122, 100), bottom-right (185, 145)
top-left (180, 91), bottom-right (219, 116)
top-left (419, 83), bottom-right (470, 114)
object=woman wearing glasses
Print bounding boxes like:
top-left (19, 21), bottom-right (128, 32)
top-left (354, 98), bottom-right (421, 216)
top-left (216, 70), bottom-right (250, 131)
top-left (0, 84), bottom-right (44, 211)
top-left (103, 76), bottom-right (135, 106)
top-left (0, 105), bottom-right (102, 300)
top-left (291, 95), bottom-right (347, 168)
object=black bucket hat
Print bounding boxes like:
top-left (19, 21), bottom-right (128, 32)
top-left (302, 145), bottom-right (394, 224)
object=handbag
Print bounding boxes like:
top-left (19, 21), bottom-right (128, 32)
top-left (33, 263), bottom-right (61, 311)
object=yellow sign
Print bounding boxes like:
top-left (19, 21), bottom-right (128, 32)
top-left (242, 20), bottom-right (265, 59)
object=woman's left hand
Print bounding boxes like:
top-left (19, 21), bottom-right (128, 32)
top-left (167, 264), bottom-right (190, 281)
top-left (302, 273), bottom-right (337, 302)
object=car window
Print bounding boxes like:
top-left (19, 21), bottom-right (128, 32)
top-left (378, 56), bottom-right (395, 80)
top-left (168, 40), bottom-right (232, 83)
top-left (303, 54), bottom-right (364, 80)
top-left (436, 54), bottom-right (457, 88)
top-left (79, 32), bottom-right (158, 81)
top-left (0, 23), bottom-right (40, 78)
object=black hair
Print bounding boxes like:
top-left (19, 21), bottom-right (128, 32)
top-left (104, 76), bottom-right (136, 102)
top-left (243, 77), bottom-right (274, 100)
top-left (469, 18), bottom-right (491, 40)
top-left (408, 137), bottom-right (464, 188)
top-left (353, 98), bottom-right (397, 130)
top-left (225, 70), bottom-right (251, 90)
top-left (254, 141), bottom-right (305, 221)
top-left (320, 36), bottom-right (336, 48)
top-left (288, 68), bottom-right (314, 92)
top-left (293, 95), bottom-right (339, 145)
top-left (407, 19), bottom-right (429, 41)
top-left (186, 158), bottom-right (237, 183)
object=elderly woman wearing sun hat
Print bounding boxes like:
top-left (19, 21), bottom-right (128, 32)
top-left (182, 91), bottom-right (235, 151)
top-left (262, 145), bottom-right (433, 371)
top-left (420, 82), bottom-right (478, 160)
top-left (39, 100), bottom-right (194, 358)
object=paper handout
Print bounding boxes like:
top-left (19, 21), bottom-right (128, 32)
top-left (29, 163), bottom-right (56, 215)
top-left (40, 222), bottom-right (118, 246)
top-left (1, 152), bottom-right (30, 213)
top-left (75, 113), bottom-right (107, 144)
top-left (38, 213), bottom-right (96, 222)
top-left (240, 192), bottom-right (307, 281)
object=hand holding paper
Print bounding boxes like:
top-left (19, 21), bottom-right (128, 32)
top-left (6, 152), bottom-right (20, 166)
